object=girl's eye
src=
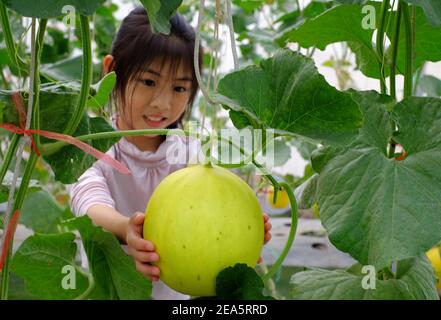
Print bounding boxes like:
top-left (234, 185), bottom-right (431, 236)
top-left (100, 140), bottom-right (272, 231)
top-left (141, 79), bottom-right (155, 87)
top-left (174, 86), bottom-right (187, 93)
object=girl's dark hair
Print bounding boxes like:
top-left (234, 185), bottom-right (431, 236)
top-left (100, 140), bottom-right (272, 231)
top-left (108, 6), bottom-right (203, 131)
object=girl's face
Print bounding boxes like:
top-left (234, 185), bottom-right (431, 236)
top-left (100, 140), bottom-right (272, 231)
top-left (107, 56), bottom-right (193, 151)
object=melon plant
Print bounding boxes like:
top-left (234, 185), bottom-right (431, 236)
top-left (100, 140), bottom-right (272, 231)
top-left (143, 164), bottom-right (264, 297)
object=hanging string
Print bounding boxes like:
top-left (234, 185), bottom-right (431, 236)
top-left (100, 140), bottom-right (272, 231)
top-left (225, 0), bottom-right (239, 71)
top-left (194, 0), bottom-right (215, 107)
top-left (0, 18), bottom-right (37, 266)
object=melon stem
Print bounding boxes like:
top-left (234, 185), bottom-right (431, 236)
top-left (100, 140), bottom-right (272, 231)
top-left (262, 181), bottom-right (298, 283)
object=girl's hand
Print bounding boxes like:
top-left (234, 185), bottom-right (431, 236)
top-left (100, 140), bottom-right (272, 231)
top-left (263, 213), bottom-right (272, 244)
top-left (126, 212), bottom-right (160, 281)
top-left (258, 213), bottom-right (272, 263)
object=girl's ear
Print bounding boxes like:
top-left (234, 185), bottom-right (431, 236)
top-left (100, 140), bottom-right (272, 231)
top-left (103, 54), bottom-right (114, 74)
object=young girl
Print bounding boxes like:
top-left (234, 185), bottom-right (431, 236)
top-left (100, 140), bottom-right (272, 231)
top-left (68, 6), bottom-right (271, 300)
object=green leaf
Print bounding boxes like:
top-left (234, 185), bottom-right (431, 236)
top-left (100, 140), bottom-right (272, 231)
top-left (2, 0), bottom-right (106, 18)
top-left (216, 263), bottom-right (274, 300)
top-left (280, 2), bottom-right (386, 79)
top-left (290, 255), bottom-right (439, 300)
top-left (419, 75), bottom-right (441, 97)
top-left (87, 71), bottom-right (116, 111)
top-left (402, 0), bottom-right (441, 27)
top-left (232, 0), bottom-right (265, 14)
top-left (94, 5), bottom-right (118, 58)
top-left (298, 174), bottom-right (318, 210)
top-left (41, 56), bottom-right (84, 81)
top-left (41, 56), bottom-right (102, 83)
top-left (317, 94), bottom-right (441, 268)
top-left (20, 190), bottom-right (74, 234)
top-left (3, 81), bottom-right (120, 184)
top-left (333, 0), bottom-right (368, 4)
top-left (12, 233), bottom-right (90, 299)
top-left (139, 0), bottom-right (183, 34)
top-left (0, 82), bottom-right (117, 184)
top-left (289, 137), bottom-right (317, 160)
top-left (64, 215), bottom-right (152, 300)
top-left (1, 171), bottom-right (41, 204)
top-left (41, 27), bottom-right (70, 64)
top-left (385, 7), bottom-right (441, 80)
top-left (310, 145), bottom-right (347, 174)
top-left (0, 90), bottom-right (20, 125)
top-left (228, 110), bottom-right (252, 129)
top-left (283, 3), bottom-right (441, 79)
top-left (217, 49), bottom-right (363, 146)
top-left (266, 139), bottom-right (291, 167)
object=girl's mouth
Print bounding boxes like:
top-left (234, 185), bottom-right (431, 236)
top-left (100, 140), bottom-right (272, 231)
top-left (143, 115), bottom-right (167, 128)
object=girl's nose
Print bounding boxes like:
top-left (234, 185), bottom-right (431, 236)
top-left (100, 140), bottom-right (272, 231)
top-left (150, 86), bottom-right (173, 112)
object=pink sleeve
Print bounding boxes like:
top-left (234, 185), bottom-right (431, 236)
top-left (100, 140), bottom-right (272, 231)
top-left (67, 163), bottom-right (116, 216)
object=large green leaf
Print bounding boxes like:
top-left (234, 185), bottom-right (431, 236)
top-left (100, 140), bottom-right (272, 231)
top-left (40, 56), bottom-right (102, 83)
top-left (216, 263), bottom-right (274, 300)
top-left (298, 174), bottom-right (318, 209)
top-left (385, 7), bottom-right (441, 80)
top-left (334, 0), bottom-right (441, 27)
top-left (41, 56), bottom-right (85, 81)
top-left (316, 93), bottom-right (441, 268)
top-left (39, 83), bottom-right (118, 183)
top-left (1, 0), bottom-right (106, 18)
top-left (65, 216), bottom-right (152, 300)
top-left (43, 116), bottom-right (118, 184)
top-left (283, 3), bottom-right (441, 79)
top-left (280, 2), bottom-right (385, 79)
top-left (12, 233), bottom-right (90, 299)
top-left (139, 0), bottom-right (183, 34)
top-left (94, 4), bottom-right (118, 58)
top-left (290, 255), bottom-right (439, 299)
top-left (20, 190), bottom-right (74, 234)
top-left (0, 82), bottom-right (119, 184)
top-left (217, 49), bottom-right (363, 146)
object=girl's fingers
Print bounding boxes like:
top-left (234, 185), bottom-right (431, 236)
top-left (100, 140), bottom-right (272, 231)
top-left (128, 234), bottom-right (155, 251)
top-left (263, 213), bottom-right (269, 222)
top-left (133, 212), bottom-right (145, 225)
top-left (265, 222), bottom-right (272, 232)
top-left (130, 212), bottom-right (145, 234)
top-left (264, 232), bottom-right (271, 244)
top-left (136, 261), bottom-right (160, 280)
top-left (133, 251), bottom-right (160, 264)
top-left (257, 256), bottom-right (263, 263)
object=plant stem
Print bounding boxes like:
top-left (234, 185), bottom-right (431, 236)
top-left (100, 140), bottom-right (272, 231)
top-left (0, 68), bottom-right (10, 90)
top-left (1, 152), bottom-right (39, 300)
top-left (376, 0), bottom-right (389, 94)
top-left (0, 3), bottom-right (28, 73)
top-left (401, 2), bottom-right (413, 98)
top-left (39, 128), bottom-right (193, 156)
top-left (0, 134), bottom-right (19, 185)
top-left (262, 181), bottom-right (298, 282)
top-left (63, 15), bottom-right (92, 136)
top-left (74, 269), bottom-right (95, 300)
top-left (390, 2), bottom-right (402, 100)
top-left (0, 18), bottom-right (39, 300)
top-left (31, 19), bottom-right (47, 150)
